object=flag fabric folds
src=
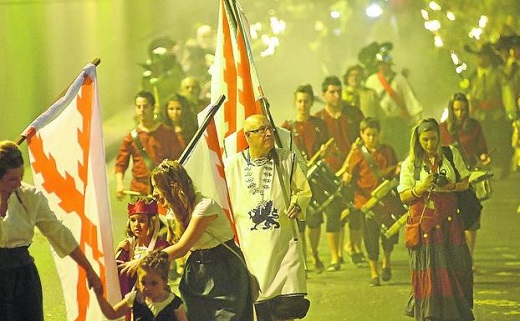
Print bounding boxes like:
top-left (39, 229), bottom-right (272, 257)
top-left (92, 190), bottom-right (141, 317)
top-left (23, 63), bottom-right (119, 321)
top-left (184, 0), bottom-right (265, 234)
top-left (210, 0), bottom-right (263, 157)
top-left (184, 106), bottom-right (236, 230)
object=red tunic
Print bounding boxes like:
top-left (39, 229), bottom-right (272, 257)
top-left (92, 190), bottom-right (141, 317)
top-left (115, 124), bottom-right (183, 195)
top-left (439, 118), bottom-right (488, 168)
top-left (346, 144), bottom-right (398, 209)
top-left (281, 116), bottom-right (329, 160)
top-left (314, 104), bottom-right (364, 172)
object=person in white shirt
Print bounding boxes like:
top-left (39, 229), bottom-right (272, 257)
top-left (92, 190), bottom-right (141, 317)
top-left (0, 140), bottom-right (102, 321)
top-left (365, 47), bottom-right (424, 159)
top-left (397, 119), bottom-right (474, 321)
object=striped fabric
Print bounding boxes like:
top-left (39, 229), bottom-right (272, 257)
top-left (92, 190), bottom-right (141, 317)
top-left (406, 194), bottom-right (474, 321)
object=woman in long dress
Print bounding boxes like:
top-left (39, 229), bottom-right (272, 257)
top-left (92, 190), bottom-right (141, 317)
top-left (398, 118), bottom-right (474, 321)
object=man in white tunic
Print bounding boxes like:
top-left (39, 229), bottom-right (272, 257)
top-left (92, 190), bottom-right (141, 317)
top-left (225, 114), bottom-right (312, 321)
top-left (365, 49), bottom-right (423, 159)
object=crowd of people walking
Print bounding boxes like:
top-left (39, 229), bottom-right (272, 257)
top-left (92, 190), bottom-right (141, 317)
top-left (2, 13), bottom-right (520, 319)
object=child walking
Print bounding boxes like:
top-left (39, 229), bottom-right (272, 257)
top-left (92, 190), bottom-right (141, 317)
top-left (341, 117), bottom-right (401, 286)
top-left (96, 250), bottom-right (187, 320)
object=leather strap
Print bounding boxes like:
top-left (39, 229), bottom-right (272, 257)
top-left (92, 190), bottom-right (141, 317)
top-left (130, 129), bottom-right (155, 171)
top-left (359, 145), bottom-right (383, 182)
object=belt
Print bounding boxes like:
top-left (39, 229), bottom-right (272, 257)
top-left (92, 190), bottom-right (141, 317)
top-left (0, 246), bottom-right (34, 269)
top-left (189, 239), bottom-right (238, 264)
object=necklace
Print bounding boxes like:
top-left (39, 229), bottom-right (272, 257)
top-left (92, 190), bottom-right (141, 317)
top-left (244, 157), bottom-right (273, 200)
top-left (251, 156), bottom-right (269, 166)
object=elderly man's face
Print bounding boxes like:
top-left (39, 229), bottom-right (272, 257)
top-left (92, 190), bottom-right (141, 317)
top-left (244, 115), bottom-right (274, 157)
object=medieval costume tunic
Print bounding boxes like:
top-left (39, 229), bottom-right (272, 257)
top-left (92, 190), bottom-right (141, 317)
top-left (281, 117), bottom-right (329, 229)
top-left (398, 146), bottom-right (474, 321)
top-left (280, 117), bottom-right (329, 161)
top-left (365, 71), bottom-right (423, 159)
top-left (346, 144), bottom-right (400, 261)
top-left (115, 124), bottom-right (183, 195)
top-left (314, 105), bottom-right (364, 172)
top-left (124, 291), bottom-right (183, 321)
top-left (224, 148), bottom-right (311, 302)
top-left (313, 105), bottom-right (364, 233)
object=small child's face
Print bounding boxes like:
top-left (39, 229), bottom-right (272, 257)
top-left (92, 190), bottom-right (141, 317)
top-left (129, 214), bottom-right (151, 239)
top-left (361, 127), bottom-right (380, 149)
top-left (137, 269), bottom-right (167, 302)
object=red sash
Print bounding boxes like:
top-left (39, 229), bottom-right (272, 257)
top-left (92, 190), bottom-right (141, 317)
top-left (377, 72), bottom-right (409, 118)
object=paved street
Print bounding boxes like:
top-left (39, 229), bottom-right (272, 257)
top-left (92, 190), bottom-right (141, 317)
top-left (304, 173), bottom-right (520, 321)
top-left (32, 170), bottom-right (520, 320)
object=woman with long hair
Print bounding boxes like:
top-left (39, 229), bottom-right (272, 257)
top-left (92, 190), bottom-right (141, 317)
top-left (121, 159), bottom-right (253, 321)
top-left (160, 93), bottom-right (198, 150)
top-left (440, 93), bottom-right (490, 169)
top-left (439, 93), bottom-right (490, 270)
top-left (398, 119), bottom-right (474, 321)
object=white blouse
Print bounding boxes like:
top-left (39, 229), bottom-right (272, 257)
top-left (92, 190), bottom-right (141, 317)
top-left (0, 183), bottom-right (78, 257)
top-left (398, 146), bottom-right (470, 193)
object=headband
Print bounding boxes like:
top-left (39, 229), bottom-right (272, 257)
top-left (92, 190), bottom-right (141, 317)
top-left (417, 119), bottom-right (438, 134)
top-left (127, 199), bottom-right (158, 216)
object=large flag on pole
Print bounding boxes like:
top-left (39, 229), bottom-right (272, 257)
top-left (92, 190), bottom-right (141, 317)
top-left (183, 103), bottom-right (235, 229)
top-left (210, 0), bottom-right (263, 157)
top-left (21, 62), bottom-right (119, 321)
top-left (183, 0), bottom-right (265, 232)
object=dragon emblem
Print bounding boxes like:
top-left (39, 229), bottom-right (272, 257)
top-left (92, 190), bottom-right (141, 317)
top-left (248, 200), bottom-right (280, 230)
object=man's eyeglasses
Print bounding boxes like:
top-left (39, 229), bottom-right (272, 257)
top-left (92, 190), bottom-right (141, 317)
top-left (246, 126), bottom-right (274, 135)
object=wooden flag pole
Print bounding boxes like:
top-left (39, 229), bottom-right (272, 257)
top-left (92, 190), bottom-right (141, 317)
top-left (179, 94), bottom-right (226, 165)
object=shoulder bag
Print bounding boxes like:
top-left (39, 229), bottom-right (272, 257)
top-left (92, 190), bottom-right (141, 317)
top-left (442, 146), bottom-right (483, 229)
top-left (206, 232), bottom-right (261, 302)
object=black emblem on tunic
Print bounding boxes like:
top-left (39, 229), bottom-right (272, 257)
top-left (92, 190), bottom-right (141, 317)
top-left (248, 200), bottom-right (280, 230)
